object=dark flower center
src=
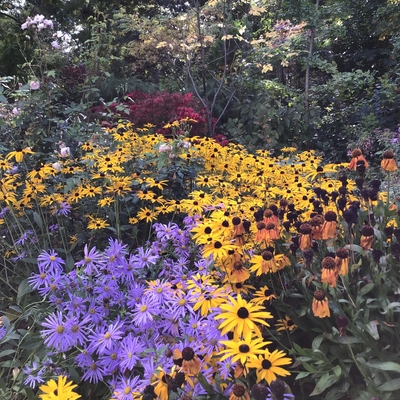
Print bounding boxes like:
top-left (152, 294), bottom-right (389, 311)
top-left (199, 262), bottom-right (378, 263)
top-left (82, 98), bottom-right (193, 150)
top-left (214, 241), bottom-right (222, 249)
top-left (237, 307), bottom-right (249, 318)
top-left (261, 359), bottom-right (272, 370)
top-left (238, 344), bottom-right (250, 353)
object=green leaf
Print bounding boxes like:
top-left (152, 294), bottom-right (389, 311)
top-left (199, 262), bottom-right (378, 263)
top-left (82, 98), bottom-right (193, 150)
top-left (46, 70), bottom-right (56, 78)
top-left (17, 278), bottom-right (34, 302)
top-left (364, 320), bottom-right (379, 340)
top-left (377, 378), bottom-right (400, 391)
top-left (33, 211), bottom-right (43, 229)
top-left (310, 371), bottom-right (341, 396)
top-left (366, 361), bottom-right (400, 373)
top-left (295, 371), bottom-right (310, 380)
top-left (197, 372), bottom-right (216, 395)
top-left (0, 349), bottom-right (16, 358)
top-left (360, 283), bottom-right (374, 296)
top-left (312, 335), bottom-right (324, 351)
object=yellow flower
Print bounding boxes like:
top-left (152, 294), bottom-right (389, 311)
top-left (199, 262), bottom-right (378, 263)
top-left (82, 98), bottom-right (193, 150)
top-left (246, 350), bottom-right (292, 384)
top-left (275, 315), bottom-right (297, 332)
top-left (215, 294), bottom-right (272, 338)
top-left (6, 147), bottom-right (34, 162)
top-left (219, 331), bottom-right (270, 364)
top-left (87, 216), bottom-right (109, 230)
top-left (137, 207), bottom-right (158, 223)
top-left (39, 375), bottom-right (81, 400)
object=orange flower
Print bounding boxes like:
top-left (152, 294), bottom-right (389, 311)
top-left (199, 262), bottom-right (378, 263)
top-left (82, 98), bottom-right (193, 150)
top-left (349, 149), bottom-right (369, 170)
top-left (335, 248), bottom-right (349, 276)
top-left (381, 150), bottom-right (397, 172)
top-left (312, 290), bottom-right (330, 318)
top-left (360, 225), bottom-right (374, 250)
top-left (181, 347), bottom-right (201, 375)
top-left (299, 223), bottom-right (312, 250)
top-left (310, 215), bottom-right (324, 240)
top-left (321, 211), bottom-right (337, 240)
top-left (321, 257), bottom-right (338, 287)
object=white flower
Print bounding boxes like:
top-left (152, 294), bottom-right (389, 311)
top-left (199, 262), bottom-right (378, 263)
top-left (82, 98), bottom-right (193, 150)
top-left (60, 147), bottom-right (70, 157)
top-left (52, 162), bottom-right (62, 171)
top-left (159, 143), bottom-right (172, 153)
top-left (51, 40), bottom-right (60, 49)
top-left (12, 107), bottom-right (21, 116)
top-left (30, 81), bottom-right (40, 90)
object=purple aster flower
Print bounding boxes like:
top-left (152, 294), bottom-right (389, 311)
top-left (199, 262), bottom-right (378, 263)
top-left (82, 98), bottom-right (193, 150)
top-left (75, 244), bottom-right (106, 275)
top-left (112, 376), bottom-right (141, 400)
top-left (37, 249), bottom-right (65, 273)
top-left (131, 296), bottom-right (159, 328)
top-left (153, 222), bottom-right (179, 242)
top-left (28, 265), bottom-right (56, 291)
top-left (49, 224), bottom-right (59, 232)
top-left (165, 289), bottom-right (196, 320)
top-left (41, 311), bottom-right (71, 352)
top-left (75, 348), bottom-right (94, 368)
top-left (93, 275), bottom-right (119, 301)
top-left (63, 294), bottom-right (87, 317)
top-left (66, 315), bottom-right (90, 346)
top-left (104, 238), bottom-right (128, 268)
top-left (118, 333), bottom-right (144, 373)
top-left (11, 250), bottom-right (28, 262)
top-left (82, 360), bottom-right (105, 383)
top-left (22, 361), bottom-right (45, 388)
top-left (15, 230), bottom-right (34, 246)
top-left (87, 300), bottom-right (107, 325)
top-left (37, 271), bottom-right (64, 297)
top-left (217, 357), bottom-right (236, 380)
top-left (143, 279), bottom-right (172, 305)
top-left (88, 317), bottom-right (125, 354)
top-left (0, 326), bottom-right (6, 341)
top-left (53, 201), bottom-right (71, 216)
top-left (129, 247), bottom-right (159, 270)
top-left (98, 343), bottom-right (121, 375)
top-left (0, 207), bottom-right (9, 218)
top-left (183, 313), bottom-right (207, 338)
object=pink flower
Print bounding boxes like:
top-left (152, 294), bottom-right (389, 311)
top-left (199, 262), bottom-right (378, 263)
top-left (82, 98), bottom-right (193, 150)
top-left (30, 81), bottom-right (40, 90)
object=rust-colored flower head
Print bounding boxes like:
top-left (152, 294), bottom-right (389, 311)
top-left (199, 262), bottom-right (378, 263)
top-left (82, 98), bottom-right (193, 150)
top-left (256, 221), bottom-right (266, 231)
top-left (351, 149), bottom-right (362, 157)
top-left (310, 215), bottom-right (324, 226)
top-left (381, 150), bottom-right (397, 171)
top-left (361, 225), bottom-right (374, 237)
top-left (264, 209), bottom-right (274, 218)
top-left (233, 261), bottom-right (244, 270)
top-left (324, 211), bottom-right (337, 222)
top-left (322, 256), bottom-right (336, 270)
top-left (299, 223), bottom-right (312, 234)
top-left (336, 248), bottom-right (349, 259)
top-left (251, 384), bottom-right (269, 400)
top-left (232, 216), bottom-right (241, 226)
top-left (266, 222), bottom-right (276, 230)
top-left (312, 290), bottom-right (330, 318)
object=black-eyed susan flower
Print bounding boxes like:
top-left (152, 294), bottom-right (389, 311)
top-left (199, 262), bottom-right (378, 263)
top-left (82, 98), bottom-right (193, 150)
top-left (202, 239), bottom-right (236, 260)
top-left (249, 251), bottom-right (278, 276)
top-left (312, 290), bottom-right (330, 318)
top-left (38, 375), bottom-right (81, 400)
top-left (215, 294), bottom-right (272, 338)
top-left (6, 146), bottom-right (34, 163)
top-left (137, 207), bottom-right (158, 223)
top-left (252, 286), bottom-right (277, 305)
top-left (219, 331), bottom-right (270, 364)
top-left (228, 260), bottom-right (250, 283)
top-left (275, 315), bottom-right (297, 332)
top-left (246, 350), bottom-right (292, 384)
top-left (87, 216), bottom-right (109, 230)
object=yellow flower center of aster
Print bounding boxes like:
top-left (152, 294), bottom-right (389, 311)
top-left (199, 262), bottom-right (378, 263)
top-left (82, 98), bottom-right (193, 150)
top-left (104, 332), bottom-right (112, 340)
top-left (178, 299), bottom-right (187, 306)
top-left (84, 257), bottom-right (91, 263)
top-left (56, 325), bottom-right (65, 334)
top-left (156, 288), bottom-right (163, 293)
top-left (71, 325), bottom-right (79, 333)
top-left (140, 305), bottom-right (148, 312)
top-left (124, 387), bottom-right (131, 395)
top-left (49, 255), bottom-right (56, 261)
top-left (111, 353), bottom-right (117, 360)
